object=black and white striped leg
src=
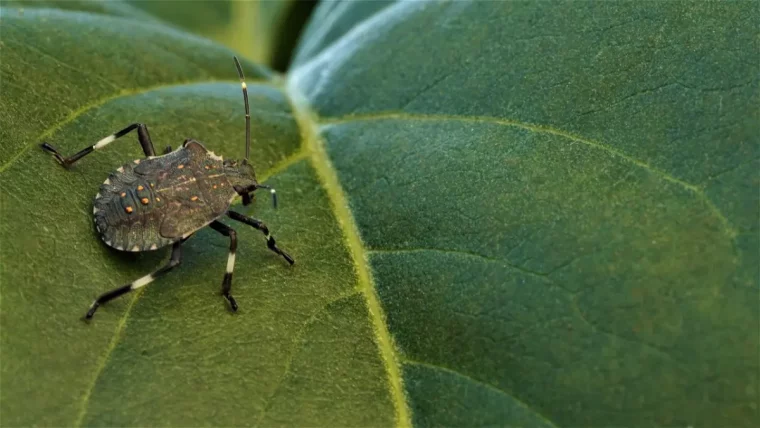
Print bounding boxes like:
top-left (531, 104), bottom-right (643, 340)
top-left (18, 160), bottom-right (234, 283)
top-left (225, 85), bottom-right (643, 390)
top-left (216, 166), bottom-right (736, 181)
top-left (41, 123), bottom-right (155, 168)
top-left (163, 145), bottom-right (172, 155)
top-left (84, 241), bottom-right (182, 320)
top-left (227, 211), bottom-right (294, 265)
top-left (209, 221), bottom-right (239, 312)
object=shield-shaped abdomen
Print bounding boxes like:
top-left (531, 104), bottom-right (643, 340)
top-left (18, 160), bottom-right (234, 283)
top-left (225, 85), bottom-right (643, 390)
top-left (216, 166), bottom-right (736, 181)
top-left (93, 141), bottom-right (236, 251)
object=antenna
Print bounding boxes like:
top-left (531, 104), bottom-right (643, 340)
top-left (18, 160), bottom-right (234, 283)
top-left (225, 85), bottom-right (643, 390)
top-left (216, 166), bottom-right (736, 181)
top-left (233, 56), bottom-right (250, 161)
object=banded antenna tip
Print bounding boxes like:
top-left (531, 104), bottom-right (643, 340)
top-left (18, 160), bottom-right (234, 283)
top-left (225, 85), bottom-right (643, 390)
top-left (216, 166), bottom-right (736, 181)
top-left (233, 56), bottom-right (251, 161)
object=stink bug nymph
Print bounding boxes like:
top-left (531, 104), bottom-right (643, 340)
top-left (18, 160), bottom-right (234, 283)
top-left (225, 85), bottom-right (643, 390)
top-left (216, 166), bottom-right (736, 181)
top-left (41, 57), bottom-right (294, 320)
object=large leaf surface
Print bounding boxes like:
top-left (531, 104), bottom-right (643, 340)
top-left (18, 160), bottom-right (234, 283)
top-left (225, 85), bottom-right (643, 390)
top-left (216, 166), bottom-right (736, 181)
top-left (1, 1), bottom-right (758, 427)
top-left (289, 1), bottom-right (759, 426)
top-left (0, 6), bottom-right (395, 427)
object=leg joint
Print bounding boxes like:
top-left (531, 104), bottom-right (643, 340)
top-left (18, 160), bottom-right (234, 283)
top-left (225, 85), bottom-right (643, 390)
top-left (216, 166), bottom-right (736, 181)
top-left (258, 223), bottom-right (270, 236)
top-left (229, 230), bottom-right (237, 252)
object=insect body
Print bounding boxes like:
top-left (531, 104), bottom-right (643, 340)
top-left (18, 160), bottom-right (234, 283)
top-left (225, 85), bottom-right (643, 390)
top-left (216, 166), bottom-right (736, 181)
top-left (94, 139), bottom-right (239, 251)
top-left (41, 57), bottom-right (294, 320)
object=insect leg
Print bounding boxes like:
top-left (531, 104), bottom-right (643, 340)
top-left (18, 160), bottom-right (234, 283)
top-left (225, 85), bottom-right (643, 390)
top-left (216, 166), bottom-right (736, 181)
top-left (41, 123), bottom-right (156, 168)
top-left (84, 241), bottom-right (182, 320)
top-left (226, 211), bottom-right (294, 265)
top-left (255, 185), bottom-right (278, 209)
top-left (208, 221), bottom-right (239, 311)
top-left (235, 184), bottom-right (277, 208)
top-left (163, 145), bottom-right (172, 154)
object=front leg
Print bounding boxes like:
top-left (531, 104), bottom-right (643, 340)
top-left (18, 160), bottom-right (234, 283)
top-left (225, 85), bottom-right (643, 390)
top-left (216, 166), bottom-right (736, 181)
top-left (234, 184), bottom-right (278, 208)
top-left (41, 123), bottom-right (156, 168)
top-left (209, 221), bottom-right (239, 312)
top-left (227, 211), bottom-right (294, 265)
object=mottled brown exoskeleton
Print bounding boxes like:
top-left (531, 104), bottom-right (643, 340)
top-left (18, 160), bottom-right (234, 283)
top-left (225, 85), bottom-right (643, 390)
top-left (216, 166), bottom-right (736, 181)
top-left (41, 57), bottom-right (294, 320)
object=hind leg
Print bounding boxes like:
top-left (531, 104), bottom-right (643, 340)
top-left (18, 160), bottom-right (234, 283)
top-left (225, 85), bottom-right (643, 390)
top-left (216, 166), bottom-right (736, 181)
top-left (85, 241), bottom-right (182, 320)
top-left (209, 221), bottom-right (239, 312)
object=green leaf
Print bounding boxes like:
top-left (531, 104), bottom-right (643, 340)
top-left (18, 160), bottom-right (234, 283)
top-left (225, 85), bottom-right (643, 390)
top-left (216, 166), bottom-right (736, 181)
top-left (1, 2), bottom-right (757, 427)
top-left (288, 1), bottom-right (759, 426)
top-left (0, 7), bottom-right (395, 427)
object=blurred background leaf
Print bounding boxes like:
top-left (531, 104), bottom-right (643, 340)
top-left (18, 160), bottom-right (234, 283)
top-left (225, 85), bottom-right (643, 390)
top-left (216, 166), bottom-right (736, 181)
top-left (6, 0), bottom-right (317, 69)
top-left (126, 0), bottom-right (307, 68)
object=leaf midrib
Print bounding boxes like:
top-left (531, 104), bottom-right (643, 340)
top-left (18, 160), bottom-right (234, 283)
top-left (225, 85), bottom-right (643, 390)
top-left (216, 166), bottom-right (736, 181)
top-left (61, 79), bottom-right (414, 427)
top-left (286, 85), bottom-right (414, 428)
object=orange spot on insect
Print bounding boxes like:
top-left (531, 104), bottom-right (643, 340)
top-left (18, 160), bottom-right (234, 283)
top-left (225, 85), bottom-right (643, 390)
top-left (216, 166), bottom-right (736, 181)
top-left (191, 196), bottom-right (199, 201)
top-left (178, 164), bottom-right (185, 169)
top-left (120, 192), bottom-right (127, 197)
top-left (125, 206), bottom-right (134, 213)
top-left (141, 198), bottom-right (150, 205)
top-left (137, 185), bottom-right (144, 191)
top-left (204, 165), bottom-right (210, 170)
top-left (213, 185), bottom-right (218, 189)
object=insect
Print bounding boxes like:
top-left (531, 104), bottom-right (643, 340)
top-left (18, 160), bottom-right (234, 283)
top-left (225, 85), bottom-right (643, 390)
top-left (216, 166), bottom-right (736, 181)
top-left (40, 57), bottom-right (294, 320)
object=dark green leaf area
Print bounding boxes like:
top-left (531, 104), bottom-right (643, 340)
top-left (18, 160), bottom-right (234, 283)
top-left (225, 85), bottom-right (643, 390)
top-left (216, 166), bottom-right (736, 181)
top-left (293, 1), bottom-right (757, 186)
top-left (325, 119), bottom-right (756, 426)
top-left (402, 362), bottom-right (556, 428)
top-left (704, 158), bottom-right (760, 290)
top-left (0, 7), bottom-right (270, 166)
top-left (79, 161), bottom-right (394, 426)
top-left (0, 84), bottom-right (359, 426)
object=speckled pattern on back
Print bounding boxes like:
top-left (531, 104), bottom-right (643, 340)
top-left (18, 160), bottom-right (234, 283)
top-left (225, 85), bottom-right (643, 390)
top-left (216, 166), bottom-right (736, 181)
top-left (93, 140), bottom-right (236, 252)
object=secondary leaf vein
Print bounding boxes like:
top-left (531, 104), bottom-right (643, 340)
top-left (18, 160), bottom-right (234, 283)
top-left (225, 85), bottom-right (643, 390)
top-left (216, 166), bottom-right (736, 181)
top-left (319, 112), bottom-right (738, 241)
top-left (0, 78), bottom-right (276, 175)
top-left (74, 289), bottom-right (143, 427)
top-left (403, 359), bottom-right (560, 428)
top-left (253, 291), bottom-right (363, 427)
top-left (367, 247), bottom-right (553, 281)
